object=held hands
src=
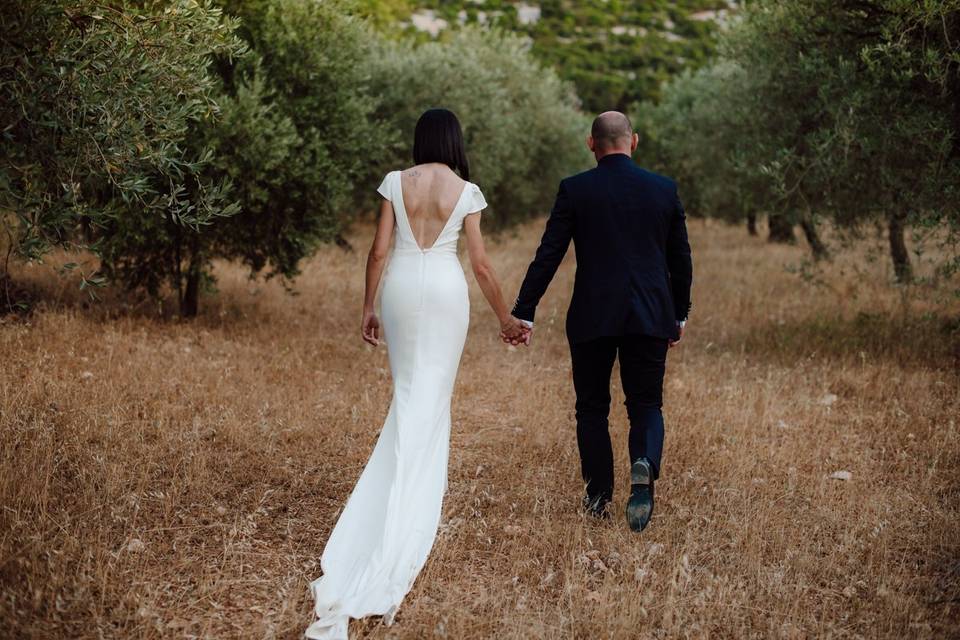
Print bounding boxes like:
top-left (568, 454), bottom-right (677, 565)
top-left (362, 310), bottom-right (533, 348)
top-left (499, 315), bottom-right (531, 347)
top-left (362, 308), bottom-right (381, 346)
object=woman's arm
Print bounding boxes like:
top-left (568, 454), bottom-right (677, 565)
top-left (362, 199), bottom-right (395, 346)
top-left (463, 213), bottom-right (528, 341)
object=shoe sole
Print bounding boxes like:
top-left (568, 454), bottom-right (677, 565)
top-left (626, 459), bottom-right (653, 532)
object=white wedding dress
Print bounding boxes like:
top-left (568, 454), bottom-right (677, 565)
top-left (305, 170), bottom-right (487, 639)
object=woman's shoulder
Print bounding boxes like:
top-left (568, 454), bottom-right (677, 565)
top-left (396, 164), bottom-right (436, 175)
top-left (464, 178), bottom-right (484, 196)
top-left (464, 180), bottom-right (487, 214)
top-left (376, 170), bottom-right (401, 199)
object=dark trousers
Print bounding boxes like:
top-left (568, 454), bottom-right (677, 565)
top-left (569, 333), bottom-right (668, 503)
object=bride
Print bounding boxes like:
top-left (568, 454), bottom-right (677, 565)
top-left (305, 108), bottom-right (529, 639)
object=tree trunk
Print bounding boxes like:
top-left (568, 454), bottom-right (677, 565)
top-left (0, 235), bottom-right (21, 314)
top-left (746, 213), bottom-right (758, 236)
top-left (767, 214), bottom-right (796, 244)
top-left (799, 213), bottom-right (829, 261)
top-left (174, 227), bottom-right (183, 311)
top-left (888, 211), bottom-right (912, 283)
top-left (180, 253), bottom-right (202, 317)
top-left (1, 273), bottom-right (14, 314)
top-left (1, 239), bottom-right (12, 312)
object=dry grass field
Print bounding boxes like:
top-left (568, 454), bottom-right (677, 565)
top-left (1, 218), bottom-right (959, 639)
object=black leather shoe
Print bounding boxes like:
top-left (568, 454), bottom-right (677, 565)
top-left (626, 457), bottom-right (654, 532)
top-left (582, 493), bottom-right (611, 519)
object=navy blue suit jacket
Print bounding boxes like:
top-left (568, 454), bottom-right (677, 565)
top-left (512, 153), bottom-right (693, 344)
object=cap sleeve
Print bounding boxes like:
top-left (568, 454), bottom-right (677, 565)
top-left (376, 171), bottom-right (394, 200)
top-left (464, 182), bottom-right (488, 215)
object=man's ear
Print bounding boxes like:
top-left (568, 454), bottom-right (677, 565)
top-left (631, 132), bottom-right (639, 153)
top-left (586, 135), bottom-right (595, 152)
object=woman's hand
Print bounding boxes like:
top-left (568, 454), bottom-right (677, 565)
top-left (362, 309), bottom-right (381, 346)
top-left (499, 315), bottom-right (530, 346)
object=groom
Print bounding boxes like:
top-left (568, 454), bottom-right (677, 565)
top-left (505, 111), bottom-right (692, 532)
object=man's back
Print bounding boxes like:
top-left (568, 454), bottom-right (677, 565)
top-left (512, 152), bottom-right (692, 344)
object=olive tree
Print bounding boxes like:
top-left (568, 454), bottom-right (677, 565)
top-left (0, 0), bottom-right (245, 312)
top-left (641, 0), bottom-right (960, 278)
top-left (104, 0), bottom-right (391, 315)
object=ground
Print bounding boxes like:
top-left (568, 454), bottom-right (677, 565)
top-left (1, 218), bottom-right (958, 638)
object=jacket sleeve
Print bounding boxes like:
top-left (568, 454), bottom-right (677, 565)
top-left (666, 186), bottom-right (693, 321)
top-left (512, 179), bottom-right (575, 323)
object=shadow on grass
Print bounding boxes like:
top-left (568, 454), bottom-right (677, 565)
top-left (0, 262), bottom-right (280, 329)
top-left (724, 311), bottom-right (960, 372)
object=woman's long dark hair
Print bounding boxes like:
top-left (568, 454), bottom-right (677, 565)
top-left (412, 108), bottom-right (470, 181)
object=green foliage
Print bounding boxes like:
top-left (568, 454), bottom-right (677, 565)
top-left (2, 0), bottom-right (392, 315)
top-left (219, 0), bottom-right (389, 229)
top-left (353, 0), bottom-right (414, 27)
top-left (407, 0), bottom-right (727, 111)
top-left (638, 61), bottom-right (753, 223)
top-left (143, 0), bottom-right (392, 314)
top-left (371, 27), bottom-right (592, 228)
top-left (639, 0), bottom-right (960, 278)
top-left (1, 1), bottom-right (597, 316)
top-left (199, 67), bottom-right (303, 278)
top-left (0, 0), bottom-right (245, 296)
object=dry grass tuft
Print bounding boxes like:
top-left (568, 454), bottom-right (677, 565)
top-left (1, 219), bottom-right (958, 638)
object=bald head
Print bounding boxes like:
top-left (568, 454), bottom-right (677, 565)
top-left (588, 111), bottom-right (637, 159)
top-left (591, 111), bottom-right (633, 150)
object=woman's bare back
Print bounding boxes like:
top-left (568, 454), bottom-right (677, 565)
top-left (399, 163), bottom-right (467, 251)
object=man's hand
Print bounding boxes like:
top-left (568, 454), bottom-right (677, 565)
top-left (520, 326), bottom-right (532, 346)
top-left (362, 309), bottom-right (381, 346)
top-left (506, 325), bottom-right (532, 346)
top-left (668, 321), bottom-right (685, 348)
top-left (499, 315), bottom-right (531, 346)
